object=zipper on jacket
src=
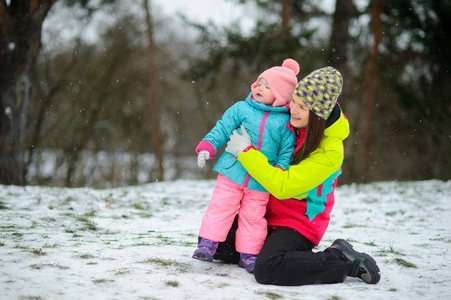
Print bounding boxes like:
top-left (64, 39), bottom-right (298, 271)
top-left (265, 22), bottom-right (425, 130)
top-left (243, 111), bottom-right (270, 188)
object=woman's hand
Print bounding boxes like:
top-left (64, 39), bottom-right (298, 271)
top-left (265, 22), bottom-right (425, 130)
top-left (225, 126), bottom-right (252, 157)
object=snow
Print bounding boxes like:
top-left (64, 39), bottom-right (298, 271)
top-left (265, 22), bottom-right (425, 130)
top-left (0, 179), bottom-right (450, 299)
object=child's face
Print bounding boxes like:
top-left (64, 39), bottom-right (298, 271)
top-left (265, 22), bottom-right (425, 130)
top-left (252, 78), bottom-right (276, 105)
top-left (289, 93), bottom-right (310, 128)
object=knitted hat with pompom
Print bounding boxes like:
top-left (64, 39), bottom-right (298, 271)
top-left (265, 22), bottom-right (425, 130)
top-left (294, 66), bottom-right (343, 120)
top-left (251, 59), bottom-right (300, 107)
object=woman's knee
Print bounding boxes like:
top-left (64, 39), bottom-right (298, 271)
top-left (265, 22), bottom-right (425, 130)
top-left (253, 254), bottom-right (277, 284)
top-left (253, 260), bottom-right (268, 284)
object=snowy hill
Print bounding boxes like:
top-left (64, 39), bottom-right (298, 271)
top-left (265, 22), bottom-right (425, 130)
top-left (0, 180), bottom-right (450, 299)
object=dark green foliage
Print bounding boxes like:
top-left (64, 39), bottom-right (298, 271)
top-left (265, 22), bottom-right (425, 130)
top-left (378, 0), bottom-right (451, 179)
top-left (23, 0), bottom-right (450, 186)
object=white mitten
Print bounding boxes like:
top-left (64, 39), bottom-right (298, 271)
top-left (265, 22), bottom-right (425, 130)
top-left (225, 126), bottom-right (252, 157)
top-left (197, 150), bottom-right (210, 168)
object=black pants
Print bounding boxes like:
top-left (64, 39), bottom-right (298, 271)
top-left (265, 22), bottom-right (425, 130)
top-left (213, 215), bottom-right (352, 286)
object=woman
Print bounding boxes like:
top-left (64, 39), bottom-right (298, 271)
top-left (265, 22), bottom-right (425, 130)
top-left (218, 66), bottom-right (381, 286)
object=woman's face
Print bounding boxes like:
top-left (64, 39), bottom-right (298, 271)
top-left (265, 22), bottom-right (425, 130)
top-left (289, 93), bottom-right (310, 128)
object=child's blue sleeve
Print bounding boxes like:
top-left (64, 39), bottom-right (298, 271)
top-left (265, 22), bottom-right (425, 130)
top-left (275, 127), bottom-right (296, 170)
top-left (202, 102), bottom-right (244, 152)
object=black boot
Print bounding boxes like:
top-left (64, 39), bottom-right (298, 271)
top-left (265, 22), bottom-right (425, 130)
top-left (331, 239), bottom-right (381, 284)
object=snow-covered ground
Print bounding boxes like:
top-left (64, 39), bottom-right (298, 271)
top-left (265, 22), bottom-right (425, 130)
top-left (0, 179), bottom-right (450, 299)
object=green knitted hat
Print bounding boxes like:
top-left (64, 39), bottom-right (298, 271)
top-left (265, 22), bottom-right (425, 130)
top-left (294, 67), bottom-right (343, 119)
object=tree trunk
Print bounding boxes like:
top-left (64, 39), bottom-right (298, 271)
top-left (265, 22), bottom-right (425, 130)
top-left (361, 0), bottom-right (382, 180)
top-left (280, 0), bottom-right (292, 58)
top-left (281, 0), bottom-right (292, 36)
top-left (0, 0), bottom-right (56, 185)
top-left (327, 0), bottom-right (358, 182)
top-left (329, 0), bottom-right (358, 73)
top-left (143, 0), bottom-right (164, 181)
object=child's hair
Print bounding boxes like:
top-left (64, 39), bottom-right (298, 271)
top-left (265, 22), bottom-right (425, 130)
top-left (251, 59), bottom-right (300, 107)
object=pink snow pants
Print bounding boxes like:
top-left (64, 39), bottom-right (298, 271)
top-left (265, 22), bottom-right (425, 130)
top-left (199, 174), bottom-right (269, 255)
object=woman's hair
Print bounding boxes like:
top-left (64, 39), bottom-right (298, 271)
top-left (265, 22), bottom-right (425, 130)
top-left (291, 113), bottom-right (326, 165)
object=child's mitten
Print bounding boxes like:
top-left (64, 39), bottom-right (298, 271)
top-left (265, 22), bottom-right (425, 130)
top-left (197, 150), bottom-right (210, 168)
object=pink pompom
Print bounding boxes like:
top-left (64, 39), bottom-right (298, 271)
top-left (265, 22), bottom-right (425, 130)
top-left (282, 58), bottom-right (300, 75)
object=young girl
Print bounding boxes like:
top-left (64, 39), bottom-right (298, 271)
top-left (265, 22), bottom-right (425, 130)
top-left (223, 66), bottom-right (381, 285)
top-left (193, 59), bottom-right (300, 272)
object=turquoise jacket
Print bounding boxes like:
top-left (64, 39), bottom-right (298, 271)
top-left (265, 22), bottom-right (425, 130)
top-left (196, 93), bottom-right (295, 192)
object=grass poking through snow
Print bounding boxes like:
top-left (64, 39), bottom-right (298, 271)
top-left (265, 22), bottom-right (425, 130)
top-left (0, 179), bottom-right (449, 299)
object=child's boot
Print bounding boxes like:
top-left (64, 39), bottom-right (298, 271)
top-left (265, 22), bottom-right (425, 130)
top-left (239, 253), bottom-right (257, 273)
top-left (192, 238), bottom-right (219, 262)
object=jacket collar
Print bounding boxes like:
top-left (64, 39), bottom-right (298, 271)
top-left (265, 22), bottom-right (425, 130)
top-left (324, 103), bottom-right (350, 141)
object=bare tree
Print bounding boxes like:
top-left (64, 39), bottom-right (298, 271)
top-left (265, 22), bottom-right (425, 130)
top-left (281, 0), bottom-right (293, 36)
top-left (361, 0), bottom-right (382, 179)
top-left (143, 0), bottom-right (164, 181)
top-left (329, 0), bottom-right (358, 73)
top-left (25, 39), bottom-right (81, 178)
top-left (0, 0), bottom-right (57, 185)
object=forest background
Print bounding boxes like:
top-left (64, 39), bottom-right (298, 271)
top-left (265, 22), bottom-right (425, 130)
top-left (1, 0), bottom-right (449, 188)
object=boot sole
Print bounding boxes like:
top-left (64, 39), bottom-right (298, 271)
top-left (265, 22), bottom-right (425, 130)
top-left (192, 252), bottom-right (213, 262)
top-left (332, 239), bottom-right (381, 284)
top-left (238, 260), bottom-right (254, 273)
